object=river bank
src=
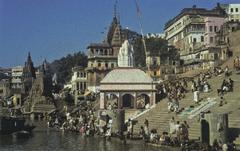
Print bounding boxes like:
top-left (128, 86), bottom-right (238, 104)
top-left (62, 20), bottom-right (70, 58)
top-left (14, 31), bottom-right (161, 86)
top-left (0, 125), bottom-right (180, 151)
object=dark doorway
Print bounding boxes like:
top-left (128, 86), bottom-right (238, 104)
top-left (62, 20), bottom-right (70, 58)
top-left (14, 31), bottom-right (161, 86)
top-left (201, 119), bottom-right (210, 144)
top-left (122, 94), bottom-right (134, 108)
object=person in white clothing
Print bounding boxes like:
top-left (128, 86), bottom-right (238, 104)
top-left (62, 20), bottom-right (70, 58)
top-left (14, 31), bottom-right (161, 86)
top-left (193, 90), bottom-right (199, 103)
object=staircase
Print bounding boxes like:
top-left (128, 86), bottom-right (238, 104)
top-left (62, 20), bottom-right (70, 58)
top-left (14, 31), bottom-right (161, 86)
top-left (32, 104), bottom-right (56, 114)
top-left (131, 96), bottom-right (201, 140)
top-left (130, 64), bottom-right (240, 141)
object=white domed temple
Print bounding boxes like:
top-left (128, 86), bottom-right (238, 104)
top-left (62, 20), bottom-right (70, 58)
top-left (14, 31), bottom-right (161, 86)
top-left (99, 40), bottom-right (156, 109)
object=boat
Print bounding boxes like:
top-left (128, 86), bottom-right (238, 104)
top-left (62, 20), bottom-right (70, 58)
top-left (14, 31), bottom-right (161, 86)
top-left (13, 130), bottom-right (31, 138)
top-left (0, 116), bottom-right (35, 135)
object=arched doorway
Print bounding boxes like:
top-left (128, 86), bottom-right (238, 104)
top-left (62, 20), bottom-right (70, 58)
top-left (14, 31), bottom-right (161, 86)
top-left (122, 94), bottom-right (134, 108)
top-left (136, 94), bottom-right (150, 109)
top-left (106, 93), bottom-right (118, 109)
top-left (201, 119), bottom-right (210, 144)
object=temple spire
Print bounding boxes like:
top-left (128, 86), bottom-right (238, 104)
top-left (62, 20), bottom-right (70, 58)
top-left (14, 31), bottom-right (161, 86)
top-left (114, 0), bottom-right (117, 19)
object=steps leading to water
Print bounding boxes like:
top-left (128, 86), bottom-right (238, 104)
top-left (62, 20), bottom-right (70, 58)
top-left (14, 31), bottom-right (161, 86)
top-left (129, 65), bottom-right (240, 142)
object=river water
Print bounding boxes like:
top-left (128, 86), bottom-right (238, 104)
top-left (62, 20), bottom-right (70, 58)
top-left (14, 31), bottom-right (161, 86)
top-left (0, 122), bottom-right (179, 151)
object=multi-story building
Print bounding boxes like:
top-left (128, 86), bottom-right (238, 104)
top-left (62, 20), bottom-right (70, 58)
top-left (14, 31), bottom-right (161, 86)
top-left (86, 15), bottom-right (126, 93)
top-left (204, 17), bottom-right (225, 47)
top-left (164, 4), bottom-right (226, 70)
top-left (146, 45), bottom-right (180, 79)
top-left (146, 33), bottom-right (165, 39)
top-left (71, 66), bottom-right (88, 105)
top-left (0, 79), bottom-right (11, 100)
top-left (11, 66), bottom-right (25, 92)
top-left (220, 4), bottom-right (240, 22)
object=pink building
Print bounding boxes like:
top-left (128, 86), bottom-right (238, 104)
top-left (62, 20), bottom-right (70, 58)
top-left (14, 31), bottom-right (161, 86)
top-left (204, 17), bottom-right (225, 47)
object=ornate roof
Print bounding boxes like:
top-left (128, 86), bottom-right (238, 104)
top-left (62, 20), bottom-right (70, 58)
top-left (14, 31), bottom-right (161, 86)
top-left (101, 67), bottom-right (153, 84)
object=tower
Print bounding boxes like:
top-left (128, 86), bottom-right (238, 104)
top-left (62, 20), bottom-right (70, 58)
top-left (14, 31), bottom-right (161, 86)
top-left (118, 40), bottom-right (134, 67)
top-left (25, 52), bottom-right (36, 79)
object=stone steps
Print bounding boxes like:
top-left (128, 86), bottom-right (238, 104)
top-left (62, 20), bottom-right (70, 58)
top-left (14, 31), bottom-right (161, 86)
top-left (130, 66), bottom-right (240, 142)
top-left (32, 104), bottom-right (55, 113)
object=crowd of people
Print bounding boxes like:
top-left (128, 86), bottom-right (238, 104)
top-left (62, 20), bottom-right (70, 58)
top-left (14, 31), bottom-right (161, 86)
top-left (45, 62), bottom-right (239, 150)
top-left (157, 79), bottom-right (188, 113)
top-left (136, 117), bottom-right (190, 147)
top-left (47, 101), bottom-right (113, 138)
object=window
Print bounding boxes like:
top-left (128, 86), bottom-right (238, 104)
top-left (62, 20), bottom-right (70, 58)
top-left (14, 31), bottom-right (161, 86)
top-left (98, 63), bottom-right (101, 67)
top-left (231, 8), bottom-right (234, 12)
top-left (209, 26), bottom-right (213, 32)
top-left (201, 36), bottom-right (204, 42)
top-left (236, 8), bottom-right (239, 12)
top-left (84, 72), bottom-right (86, 78)
top-left (105, 63), bottom-right (108, 68)
top-left (154, 71), bottom-right (157, 76)
top-left (96, 49), bottom-right (99, 55)
top-left (80, 82), bottom-right (83, 90)
top-left (100, 49), bottom-right (103, 55)
top-left (210, 37), bottom-right (214, 43)
top-left (77, 72), bottom-right (80, 77)
top-left (104, 49), bottom-right (108, 55)
top-left (193, 38), bottom-right (197, 43)
top-left (214, 26), bottom-right (218, 32)
top-left (111, 63), bottom-right (114, 68)
top-left (153, 59), bottom-right (157, 65)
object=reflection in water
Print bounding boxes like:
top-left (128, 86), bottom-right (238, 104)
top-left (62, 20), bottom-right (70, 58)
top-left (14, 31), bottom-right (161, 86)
top-left (0, 129), bottom-right (178, 151)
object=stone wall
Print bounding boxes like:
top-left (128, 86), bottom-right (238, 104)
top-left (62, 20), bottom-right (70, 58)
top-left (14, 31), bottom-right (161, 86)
top-left (229, 30), bottom-right (240, 54)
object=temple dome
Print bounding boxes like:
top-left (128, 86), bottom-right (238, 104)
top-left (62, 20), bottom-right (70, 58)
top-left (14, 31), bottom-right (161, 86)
top-left (101, 67), bottom-right (153, 84)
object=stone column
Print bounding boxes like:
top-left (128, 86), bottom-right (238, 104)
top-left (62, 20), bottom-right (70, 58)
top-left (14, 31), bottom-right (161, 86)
top-left (134, 92), bottom-right (137, 109)
top-left (118, 93), bottom-right (122, 109)
top-left (151, 92), bottom-right (156, 106)
top-left (204, 113), bottom-right (228, 146)
top-left (100, 92), bottom-right (105, 109)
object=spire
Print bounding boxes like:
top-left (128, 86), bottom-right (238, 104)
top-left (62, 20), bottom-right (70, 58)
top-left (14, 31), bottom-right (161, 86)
top-left (114, 0), bottom-right (117, 19)
top-left (27, 52), bottom-right (31, 62)
top-left (25, 51), bottom-right (36, 78)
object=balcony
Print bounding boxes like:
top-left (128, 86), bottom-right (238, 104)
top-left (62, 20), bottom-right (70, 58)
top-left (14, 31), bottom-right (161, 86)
top-left (88, 53), bottom-right (116, 59)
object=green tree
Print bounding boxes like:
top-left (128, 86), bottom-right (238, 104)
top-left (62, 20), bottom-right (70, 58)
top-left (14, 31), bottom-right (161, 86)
top-left (133, 37), bottom-right (169, 67)
top-left (49, 51), bottom-right (87, 84)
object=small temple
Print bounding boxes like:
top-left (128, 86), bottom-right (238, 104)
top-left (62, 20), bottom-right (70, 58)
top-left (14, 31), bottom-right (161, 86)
top-left (99, 39), bottom-right (156, 109)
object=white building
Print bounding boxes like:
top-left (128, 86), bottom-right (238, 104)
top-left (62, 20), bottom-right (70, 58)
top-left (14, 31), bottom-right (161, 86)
top-left (11, 66), bottom-right (24, 90)
top-left (221, 4), bottom-right (240, 22)
top-left (71, 66), bottom-right (88, 105)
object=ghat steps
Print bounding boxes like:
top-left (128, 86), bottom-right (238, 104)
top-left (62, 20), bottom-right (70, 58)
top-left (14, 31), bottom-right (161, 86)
top-left (130, 65), bottom-right (240, 141)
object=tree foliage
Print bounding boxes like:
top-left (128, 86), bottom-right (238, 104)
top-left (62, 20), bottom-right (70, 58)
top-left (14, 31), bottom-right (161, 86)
top-left (49, 51), bottom-right (87, 84)
top-left (133, 37), bottom-right (169, 67)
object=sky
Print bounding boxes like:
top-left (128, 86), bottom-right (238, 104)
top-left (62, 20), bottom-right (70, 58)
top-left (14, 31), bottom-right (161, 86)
top-left (0, 0), bottom-right (239, 68)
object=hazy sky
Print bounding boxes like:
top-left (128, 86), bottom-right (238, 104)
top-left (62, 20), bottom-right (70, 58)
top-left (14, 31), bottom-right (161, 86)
top-left (0, 0), bottom-right (239, 68)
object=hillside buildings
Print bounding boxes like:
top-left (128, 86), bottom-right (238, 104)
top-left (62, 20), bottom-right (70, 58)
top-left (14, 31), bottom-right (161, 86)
top-left (220, 4), bottom-right (240, 22)
top-left (164, 4), bottom-right (228, 70)
top-left (11, 66), bottom-right (25, 93)
top-left (0, 79), bottom-right (11, 100)
top-left (71, 66), bottom-right (88, 105)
